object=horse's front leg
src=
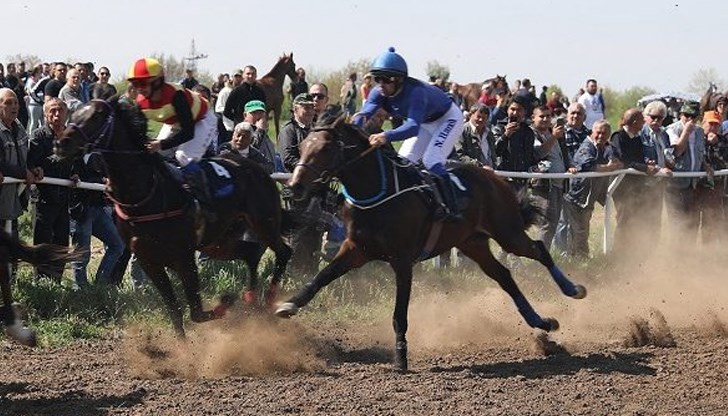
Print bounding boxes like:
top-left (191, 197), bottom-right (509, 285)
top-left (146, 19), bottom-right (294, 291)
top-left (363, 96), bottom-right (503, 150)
top-left (173, 254), bottom-right (215, 323)
top-left (390, 261), bottom-right (413, 372)
top-left (275, 239), bottom-right (366, 317)
top-left (140, 259), bottom-right (186, 338)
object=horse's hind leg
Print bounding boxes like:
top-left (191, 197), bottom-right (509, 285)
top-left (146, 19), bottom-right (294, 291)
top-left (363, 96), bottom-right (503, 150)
top-left (0, 261), bottom-right (36, 346)
top-left (458, 234), bottom-right (558, 332)
top-left (264, 239), bottom-right (292, 308)
top-left (173, 254), bottom-right (217, 324)
top-left (233, 240), bottom-right (266, 305)
top-left (275, 239), bottom-right (365, 318)
top-left (498, 232), bottom-right (586, 299)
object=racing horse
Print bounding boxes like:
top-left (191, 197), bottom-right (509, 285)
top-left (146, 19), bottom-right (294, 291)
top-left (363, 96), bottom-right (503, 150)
top-left (55, 98), bottom-right (293, 338)
top-left (258, 53), bottom-right (297, 135)
top-left (275, 114), bottom-right (586, 371)
top-left (1, 230), bottom-right (80, 346)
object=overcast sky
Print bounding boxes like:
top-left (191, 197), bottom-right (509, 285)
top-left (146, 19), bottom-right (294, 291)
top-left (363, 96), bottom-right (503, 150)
top-left (5, 0), bottom-right (726, 95)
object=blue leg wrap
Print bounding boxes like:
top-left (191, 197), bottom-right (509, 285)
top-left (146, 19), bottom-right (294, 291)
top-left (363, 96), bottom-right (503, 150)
top-left (548, 265), bottom-right (578, 297)
top-left (514, 294), bottom-right (545, 329)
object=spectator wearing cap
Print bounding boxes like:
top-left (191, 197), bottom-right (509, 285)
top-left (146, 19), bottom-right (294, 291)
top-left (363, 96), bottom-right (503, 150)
top-left (219, 122), bottom-right (274, 174)
top-left (223, 65), bottom-right (266, 126)
top-left (664, 101), bottom-right (705, 240)
top-left (451, 103), bottom-right (494, 168)
top-left (279, 93), bottom-right (315, 172)
top-left (278, 92), bottom-right (320, 275)
top-left (492, 95), bottom-right (537, 191)
top-left (243, 99), bottom-right (279, 171)
top-left (695, 110), bottom-right (728, 244)
top-left (513, 78), bottom-right (539, 118)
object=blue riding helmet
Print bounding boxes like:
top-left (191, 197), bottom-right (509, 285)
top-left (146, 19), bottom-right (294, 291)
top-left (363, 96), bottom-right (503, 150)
top-left (371, 47), bottom-right (408, 78)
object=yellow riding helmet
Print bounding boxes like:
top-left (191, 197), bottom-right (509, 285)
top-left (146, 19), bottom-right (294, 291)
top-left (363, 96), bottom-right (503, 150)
top-left (127, 58), bottom-right (164, 81)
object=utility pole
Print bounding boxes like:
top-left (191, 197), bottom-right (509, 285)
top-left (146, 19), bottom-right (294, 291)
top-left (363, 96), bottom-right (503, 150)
top-left (183, 39), bottom-right (208, 72)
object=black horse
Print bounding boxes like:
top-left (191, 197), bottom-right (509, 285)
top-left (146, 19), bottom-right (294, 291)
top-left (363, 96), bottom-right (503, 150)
top-left (275, 115), bottom-right (586, 371)
top-left (1, 230), bottom-right (80, 346)
top-left (56, 98), bottom-right (292, 337)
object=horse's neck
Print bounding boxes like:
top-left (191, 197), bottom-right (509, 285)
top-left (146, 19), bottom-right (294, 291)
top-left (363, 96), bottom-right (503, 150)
top-left (262, 60), bottom-right (288, 86)
top-left (338, 149), bottom-right (394, 199)
top-left (105, 155), bottom-right (164, 200)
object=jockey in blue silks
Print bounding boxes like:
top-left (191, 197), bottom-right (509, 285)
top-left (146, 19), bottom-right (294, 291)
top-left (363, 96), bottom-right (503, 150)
top-left (353, 47), bottom-right (465, 220)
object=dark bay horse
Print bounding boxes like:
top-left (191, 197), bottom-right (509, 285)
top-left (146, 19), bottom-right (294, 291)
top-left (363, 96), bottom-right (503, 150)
top-left (55, 98), bottom-right (292, 337)
top-left (275, 115), bottom-right (586, 371)
top-left (258, 53), bottom-right (297, 135)
top-left (1, 230), bottom-right (80, 346)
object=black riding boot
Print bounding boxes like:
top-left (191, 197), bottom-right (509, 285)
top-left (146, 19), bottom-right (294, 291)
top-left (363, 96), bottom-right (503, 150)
top-left (184, 168), bottom-right (217, 223)
top-left (434, 175), bottom-right (463, 222)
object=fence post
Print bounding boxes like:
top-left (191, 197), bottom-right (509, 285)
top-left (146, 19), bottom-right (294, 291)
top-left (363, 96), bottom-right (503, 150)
top-left (604, 172), bottom-right (626, 254)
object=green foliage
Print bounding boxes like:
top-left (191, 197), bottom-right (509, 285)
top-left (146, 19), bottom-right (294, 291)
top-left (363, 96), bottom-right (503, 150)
top-left (149, 53), bottom-right (214, 86)
top-left (307, 58), bottom-right (371, 108)
top-left (686, 68), bottom-right (725, 95)
top-left (426, 60), bottom-right (450, 82)
top-left (4, 54), bottom-right (43, 68)
top-left (602, 85), bottom-right (656, 127)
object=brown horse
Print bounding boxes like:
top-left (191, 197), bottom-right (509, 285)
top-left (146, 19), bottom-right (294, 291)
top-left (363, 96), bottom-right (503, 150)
top-left (456, 75), bottom-right (510, 109)
top-left (275, 115), bottom-right (586, 371)
top-left (257, 53), bottom-right (297, 136)
top-left (56, 98), bottom-right (293, 338)
top-left (1, 230), bottom-right (80, 346)
top-left (700, 82), bottom-right (727, 116)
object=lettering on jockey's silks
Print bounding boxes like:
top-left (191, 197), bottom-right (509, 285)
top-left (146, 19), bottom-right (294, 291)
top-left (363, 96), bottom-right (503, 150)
top-left (208, 161), bottom-right (232, 178)
top-left (434, 119), bottom-right (457, 148)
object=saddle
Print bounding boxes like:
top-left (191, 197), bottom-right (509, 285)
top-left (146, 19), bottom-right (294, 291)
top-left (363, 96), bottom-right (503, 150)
top-left (384, 152), bottom-right (469, 220)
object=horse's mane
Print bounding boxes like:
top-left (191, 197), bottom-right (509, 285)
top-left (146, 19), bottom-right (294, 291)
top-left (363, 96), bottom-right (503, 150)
top-left (109, 96), bottom-right (149, 149)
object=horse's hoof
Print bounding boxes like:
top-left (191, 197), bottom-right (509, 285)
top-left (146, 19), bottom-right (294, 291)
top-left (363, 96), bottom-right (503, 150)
top-left (394, 341), bottom-right (408, 372)
top-left (543, 318), bottom-right (560, 332)
top-left (212, 304), bottom-right (228, 319)
top-left (274, 302), bottom-right (299, 318)
top-left (571, 285), bottom-right (587, 299)
top-left (5, 323), bottom-right (37, 347)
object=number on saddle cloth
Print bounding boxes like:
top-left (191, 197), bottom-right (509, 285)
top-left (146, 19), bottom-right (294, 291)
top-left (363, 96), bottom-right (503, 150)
top-left (201, 160), bottom-right (235, 199)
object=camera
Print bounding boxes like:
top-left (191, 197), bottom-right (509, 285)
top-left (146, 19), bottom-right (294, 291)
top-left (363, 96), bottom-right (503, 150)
top-left (508, 115), bottom-right (519, 123)
top-left (555, 117), bottom-right (566, 127)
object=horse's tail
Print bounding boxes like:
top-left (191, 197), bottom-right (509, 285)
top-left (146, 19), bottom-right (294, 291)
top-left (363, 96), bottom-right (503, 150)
top-left (0, 231), bottom-right (82, 267)
top-left (516, 189), bottom-right (543, 230)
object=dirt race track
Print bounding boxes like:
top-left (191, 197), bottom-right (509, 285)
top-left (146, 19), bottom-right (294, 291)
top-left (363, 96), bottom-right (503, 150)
top-left (2, 251), bottom-right (728, 415)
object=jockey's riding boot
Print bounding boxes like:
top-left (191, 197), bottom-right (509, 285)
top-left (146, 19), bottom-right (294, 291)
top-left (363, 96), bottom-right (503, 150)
top-left (182, 162), bottom-right (216, 222)
top-left (436, 174), bottom-right (463, 222)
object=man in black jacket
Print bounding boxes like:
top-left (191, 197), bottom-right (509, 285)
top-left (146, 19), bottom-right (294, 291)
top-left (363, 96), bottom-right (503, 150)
top-left (223, 65), bottom-right (266, 125)
top-left (27, 98), bottom-right (72, 280)
top-left (493, 95), bottom-right (537, 191)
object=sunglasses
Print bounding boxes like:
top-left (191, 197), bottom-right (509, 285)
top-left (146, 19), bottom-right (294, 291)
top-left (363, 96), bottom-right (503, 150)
top-left (648, 114), bottom-right (663, 121)
top-left (130, 79), bottom-right (150, 88)
top-left (99, 72), bottom-right (109, 76)
top-left (374, 76), bottom-right (395, 84)
top-left (310, 93), bottom-right (327, 100)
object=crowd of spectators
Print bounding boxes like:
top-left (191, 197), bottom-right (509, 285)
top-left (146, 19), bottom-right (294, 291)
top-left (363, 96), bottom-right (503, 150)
top-left (2, 57), bottom-right (727, 288)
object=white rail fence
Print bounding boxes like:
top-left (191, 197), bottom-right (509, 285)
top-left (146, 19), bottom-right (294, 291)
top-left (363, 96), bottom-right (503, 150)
top-left (4, 168), bottom-right (727, 256)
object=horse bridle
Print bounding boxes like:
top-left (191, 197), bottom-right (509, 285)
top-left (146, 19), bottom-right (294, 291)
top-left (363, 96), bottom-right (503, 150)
top-left (295, 125), bottom-right (372, 184)
top-left (67, 99), bottom-right (160, 209)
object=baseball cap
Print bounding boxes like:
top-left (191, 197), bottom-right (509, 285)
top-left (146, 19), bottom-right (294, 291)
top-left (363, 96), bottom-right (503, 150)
top-left (244, 100), bottom-right (266, 113)
top-left (703, 110), bottom-right (722, 124)
top-left (679, 101), bottom-right (700, 116)
top-left (293, 93), bottom-right (315, 106)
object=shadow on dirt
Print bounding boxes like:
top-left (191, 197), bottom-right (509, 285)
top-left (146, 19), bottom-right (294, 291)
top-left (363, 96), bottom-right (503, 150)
top-left (319, 340), bottom-right (394, 365)
top-left (429, 351), bottom-right (656, 379)
top-left (0, 386), bottom-right (147, 416)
